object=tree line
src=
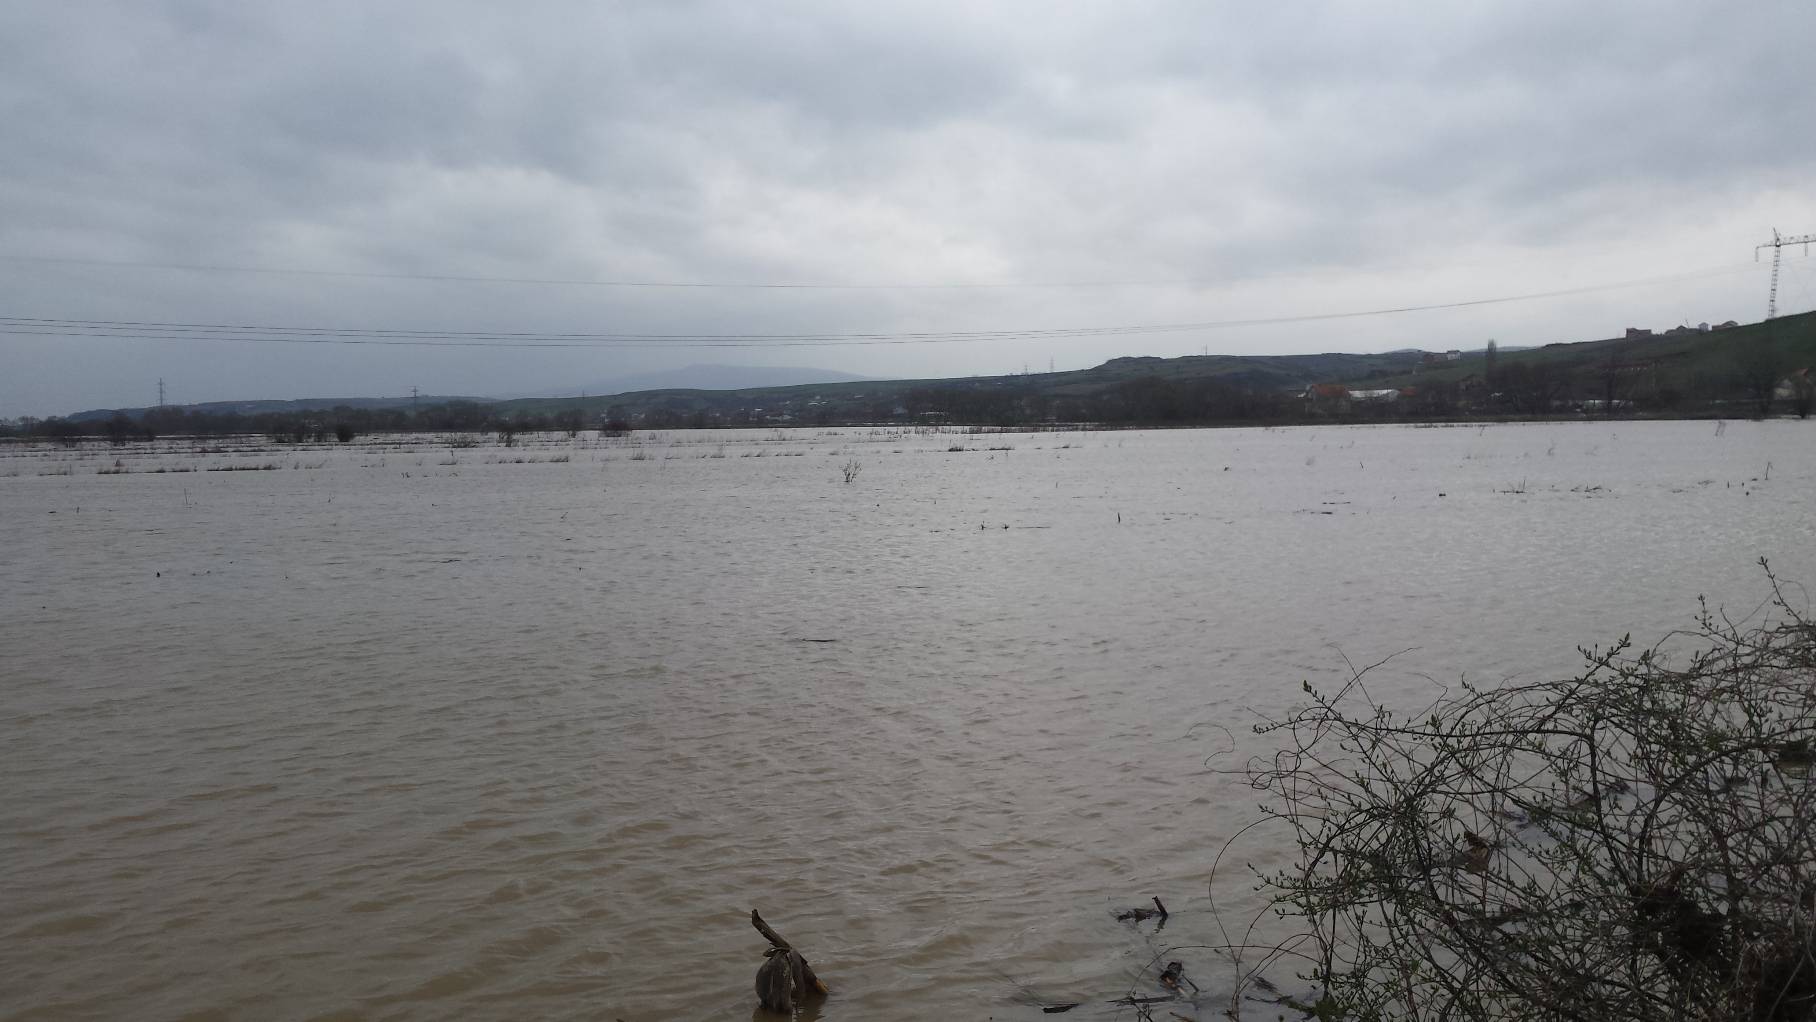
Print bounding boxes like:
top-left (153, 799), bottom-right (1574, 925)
top-left (4, 334), bottom-right (1808, 439)
top-left (0, 402), bottom-right (630, 442)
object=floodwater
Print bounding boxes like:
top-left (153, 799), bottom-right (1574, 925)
top-left (3, 419), bottom-right (1812, 1021)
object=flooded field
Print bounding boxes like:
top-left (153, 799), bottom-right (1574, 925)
top-left (3, 419), bottom-right (1813, 1021)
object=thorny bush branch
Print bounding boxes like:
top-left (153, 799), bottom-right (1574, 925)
top-left (1243, 560), bottom-right (1816, 1022)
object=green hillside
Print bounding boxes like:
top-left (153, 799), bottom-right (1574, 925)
top-left (486, 311), bottom-right (1815, 426)
top-left (17, 311), bottom-right (1813, 439)
top-left (490, 349), bottom-right (1429, 425)
top-left (1352, 311), bottom-right (1816, 416)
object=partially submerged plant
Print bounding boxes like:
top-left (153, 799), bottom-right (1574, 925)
top-left (750, 910), bottom-right (828, 1014)
top-left (1244, 561), bottom-right (1816, 1021)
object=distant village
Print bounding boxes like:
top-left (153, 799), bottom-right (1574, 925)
top-left (1624, 320), bottom-right (1740, 340)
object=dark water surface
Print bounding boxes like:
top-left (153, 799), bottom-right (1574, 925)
top-left (4, 421), bottom-right (1812, 1020)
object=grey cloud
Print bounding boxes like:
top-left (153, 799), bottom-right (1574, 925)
top-left (2, 1), bottom-right (1814, 416)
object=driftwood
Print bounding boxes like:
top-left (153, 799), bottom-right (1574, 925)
top-left (1115, 896), bottom-right (1169, 923)
top-left (1157, 959), bottom-right (1199, 994)
top-left (751, 909), bottom-right (828, 1014)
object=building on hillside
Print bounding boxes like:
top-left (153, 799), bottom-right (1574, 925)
top-left (1302, 383), bottom-right (1351, 412)
top-left (1627, 321), bottom-right (1735, 338)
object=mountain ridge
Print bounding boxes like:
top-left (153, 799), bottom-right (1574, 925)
top-left (37, 309), bottom-right (1815, 424)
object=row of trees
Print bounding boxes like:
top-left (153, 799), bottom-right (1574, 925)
top-left (1475, 337), bottom-right (1813, 419)
top-left (4, 335), bottom-right (1807, 437)
top-left (0, 402), bottom-right (630, 442)
top-left (810, 344), bottom-right (1806, 426)
top-left (896, 377), bottom-right (1305, 426)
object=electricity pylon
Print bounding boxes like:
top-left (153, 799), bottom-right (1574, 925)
top-left (1756, 229), bottom-right (1816, 320)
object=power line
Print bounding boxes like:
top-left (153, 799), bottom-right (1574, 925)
top-left (0, 252), bottom-right (1311, 291)
top-left (0, 263), bottom-right (1761, 351)
top-left (0, 251), bottom-right (1762, 294)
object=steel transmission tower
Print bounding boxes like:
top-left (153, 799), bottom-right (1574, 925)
top-left (1756, 229), bottom-right (1816, 320)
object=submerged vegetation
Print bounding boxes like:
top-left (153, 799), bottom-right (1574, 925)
top-left (1239, 562), bottom-right (1816, 1021)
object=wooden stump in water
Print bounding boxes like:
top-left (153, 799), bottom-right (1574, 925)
top-left (751, 909), bottom-right (827, 1014)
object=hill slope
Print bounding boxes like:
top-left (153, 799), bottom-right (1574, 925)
top-left (37, 310), bottom-right (1815, 430)
top-left (1352, 311), bottom-right (1816, 413)
top-left (490, 350), bottom-right (1428, 424)
top-left (489, 311), bottom-right (1814, 425)
top-left (518, 364), bottom-right (872, 397)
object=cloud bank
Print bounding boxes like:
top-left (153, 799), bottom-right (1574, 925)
top-left (3, 1), bottom-right (1814, 415)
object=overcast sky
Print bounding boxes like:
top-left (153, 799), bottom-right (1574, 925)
top-left (4, 1), bottom-right (1815, 417)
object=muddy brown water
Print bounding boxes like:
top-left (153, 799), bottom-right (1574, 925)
top-left (3, 421), bottom-right (1812, 1020)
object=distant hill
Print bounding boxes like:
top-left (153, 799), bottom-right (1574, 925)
top-left (1353, 312), bottom-right (1815, 396)
top-left (486, 312), bottom-right (1815, 425)
top-left (67, 395), bottom-right (491, 423)
top-left (487, 349), bottom-right (1430, 423)
top-left (520, 363), bottom-right (871, 397)
top-left (46, 310), bottom-right (1815, 428)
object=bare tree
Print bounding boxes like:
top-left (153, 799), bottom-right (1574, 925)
top-left (1598, 343), bottom-right (1646, 415)
top-left (1244, 563), bottom-right (1816, 1021)
top-left (1736, 337), bottom-right (1785, 418)
top-left (1790, 369), bottom-right (1813, 420)
top-left (1499, 362), bottom-right (1566, 416)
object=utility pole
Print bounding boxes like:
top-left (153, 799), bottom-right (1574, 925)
top-left (1756, 229), bottom-right (1816, 320)
top-left (411, 385), bottom-right (419, 414)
